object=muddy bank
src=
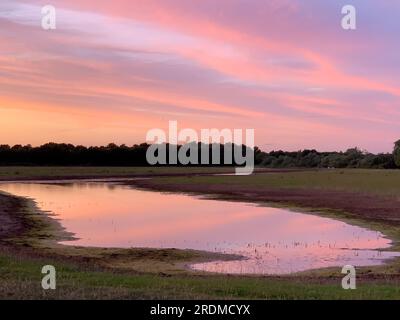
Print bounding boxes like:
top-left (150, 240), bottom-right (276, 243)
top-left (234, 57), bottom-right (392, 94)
top-left (0, 193), bottom-right (29, 242)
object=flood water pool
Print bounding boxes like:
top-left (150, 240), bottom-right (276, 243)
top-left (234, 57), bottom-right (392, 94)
top-left (1, 181), bottom-right (399, 274)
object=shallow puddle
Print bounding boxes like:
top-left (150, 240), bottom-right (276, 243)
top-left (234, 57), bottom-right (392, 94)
top-left (1, 181), bottom-right (399, 274)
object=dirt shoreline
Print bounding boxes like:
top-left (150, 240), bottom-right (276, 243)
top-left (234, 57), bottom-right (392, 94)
top-left (0, 193), bottom-right (30, 243)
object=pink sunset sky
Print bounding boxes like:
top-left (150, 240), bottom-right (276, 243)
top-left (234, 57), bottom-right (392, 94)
top-left (0, 0), bottom-right (399, 152)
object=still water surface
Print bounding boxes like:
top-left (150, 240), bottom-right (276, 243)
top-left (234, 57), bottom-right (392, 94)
top-left (1, 181), bottom-right (399, 274)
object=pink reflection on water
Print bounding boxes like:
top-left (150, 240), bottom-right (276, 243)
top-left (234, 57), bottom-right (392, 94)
top-left (1, 182), bottom-right (399, 275)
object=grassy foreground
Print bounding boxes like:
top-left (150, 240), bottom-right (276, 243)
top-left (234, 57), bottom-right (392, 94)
top-left (2, 252), bottom-right (400, 300)
top-left (1, 167), bottom-right (400, 299)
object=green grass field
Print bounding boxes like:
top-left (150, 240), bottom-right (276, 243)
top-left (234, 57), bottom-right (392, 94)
top-left (0, 166), bottom-right (233, 179)
top-left (150, 169), bottom-right (400, 196)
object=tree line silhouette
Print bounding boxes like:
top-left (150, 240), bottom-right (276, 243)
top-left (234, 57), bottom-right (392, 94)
top-left (0, 142), bottom-right (399, 168)
top-left (0, 143), bottom-right (252, 166)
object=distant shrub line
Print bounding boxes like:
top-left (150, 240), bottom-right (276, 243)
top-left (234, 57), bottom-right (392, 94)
top-left (256, 148), bottom-right (397, 169)
top-left (0, 142), bottom-right (399, 169)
